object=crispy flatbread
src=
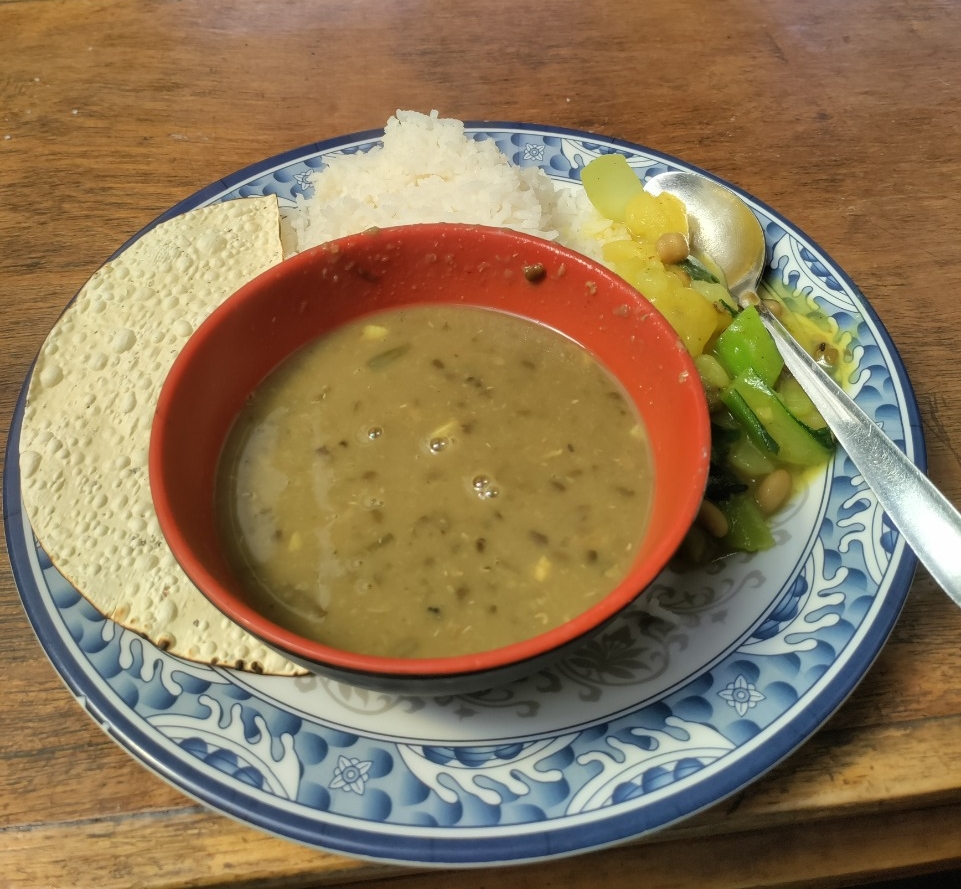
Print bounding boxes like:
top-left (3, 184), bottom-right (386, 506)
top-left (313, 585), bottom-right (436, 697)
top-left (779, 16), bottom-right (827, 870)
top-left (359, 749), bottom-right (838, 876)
top-left (19, 196), bottom-right (304, 675)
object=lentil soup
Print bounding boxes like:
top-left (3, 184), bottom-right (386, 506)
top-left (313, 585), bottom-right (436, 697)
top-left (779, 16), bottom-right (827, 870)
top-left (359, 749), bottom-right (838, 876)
top-left (217, 304), bottom-right (654, 658)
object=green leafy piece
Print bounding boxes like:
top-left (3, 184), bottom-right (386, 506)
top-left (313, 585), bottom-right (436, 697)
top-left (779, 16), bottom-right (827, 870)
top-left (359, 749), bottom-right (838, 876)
top-left (713, 305), bottom-right (784, 386)
top-left (709, 421), bottom-right (741, 462)
top-left (706, 463), bottom-right (749, 501)
top-left (580, 154), bottom-right (644, 224)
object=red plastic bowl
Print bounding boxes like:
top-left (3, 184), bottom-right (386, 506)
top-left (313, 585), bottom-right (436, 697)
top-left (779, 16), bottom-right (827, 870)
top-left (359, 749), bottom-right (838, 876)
top-left (150, 222), bottom-right (710, 694)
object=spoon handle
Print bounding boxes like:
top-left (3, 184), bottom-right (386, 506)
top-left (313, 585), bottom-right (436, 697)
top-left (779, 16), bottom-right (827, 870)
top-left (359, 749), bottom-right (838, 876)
top-left (758, 308), bottom-right (961, 602)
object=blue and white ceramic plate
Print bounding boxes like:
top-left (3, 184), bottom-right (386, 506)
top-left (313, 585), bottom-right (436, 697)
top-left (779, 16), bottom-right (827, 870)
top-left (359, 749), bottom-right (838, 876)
top-left (4, 123), bottom-right (922, 866)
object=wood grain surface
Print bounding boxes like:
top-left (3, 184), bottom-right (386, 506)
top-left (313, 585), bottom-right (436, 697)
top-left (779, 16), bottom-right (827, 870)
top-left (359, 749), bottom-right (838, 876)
top-left (3, 1), bottom-right (961, 887)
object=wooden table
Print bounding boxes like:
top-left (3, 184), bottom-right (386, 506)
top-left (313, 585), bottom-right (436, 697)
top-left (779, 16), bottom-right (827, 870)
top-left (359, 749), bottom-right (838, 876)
top-left (4, 1), bottom-right (961, 886)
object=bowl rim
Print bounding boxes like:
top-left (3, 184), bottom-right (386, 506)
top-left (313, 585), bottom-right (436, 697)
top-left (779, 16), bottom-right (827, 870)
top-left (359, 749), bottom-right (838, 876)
top-left (150, 222), bottom-right (711, 680)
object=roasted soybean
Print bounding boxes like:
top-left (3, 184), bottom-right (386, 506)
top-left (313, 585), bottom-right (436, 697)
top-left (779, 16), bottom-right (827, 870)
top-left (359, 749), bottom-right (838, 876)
top-left (756, 468), bottom-right (793, 515)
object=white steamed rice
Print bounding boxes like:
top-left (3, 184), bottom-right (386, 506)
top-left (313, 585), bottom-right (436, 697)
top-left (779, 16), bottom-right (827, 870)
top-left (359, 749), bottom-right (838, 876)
top-left (288, 110), bottom-right (622, 261)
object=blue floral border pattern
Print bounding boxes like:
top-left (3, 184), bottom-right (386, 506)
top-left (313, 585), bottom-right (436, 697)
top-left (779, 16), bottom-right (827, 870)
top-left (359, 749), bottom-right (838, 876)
top-left (3, 124), bottom-right (921, 865)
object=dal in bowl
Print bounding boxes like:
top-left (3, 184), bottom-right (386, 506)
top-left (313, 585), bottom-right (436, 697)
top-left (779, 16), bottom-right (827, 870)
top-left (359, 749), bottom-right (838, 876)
top-left (150, 222), bottom-right (710, 694)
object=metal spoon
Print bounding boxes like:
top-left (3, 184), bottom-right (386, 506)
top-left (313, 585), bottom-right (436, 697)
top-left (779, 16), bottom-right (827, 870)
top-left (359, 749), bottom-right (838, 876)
top-left (645, 170), bottom-right (961, 603)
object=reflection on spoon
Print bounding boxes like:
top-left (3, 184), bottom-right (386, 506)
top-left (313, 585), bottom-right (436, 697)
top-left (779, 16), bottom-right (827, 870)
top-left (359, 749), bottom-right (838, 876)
top-left (646, 170), bottom-right (961, 603)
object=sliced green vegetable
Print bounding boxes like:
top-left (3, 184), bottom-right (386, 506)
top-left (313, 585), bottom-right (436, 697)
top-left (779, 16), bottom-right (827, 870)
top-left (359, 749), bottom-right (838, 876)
top-left (777, 375), bottom-right (831, 437)
top-left (677, 255), bottom-right (720, 284)
top-left (807, 424), bottom-right (834, 451)
top-left (718, 493), bottom-right (776, 552)
top-left (713, 305), bottom-right (784, 386)
top-left (580, 154), bottom-right (644, 224)
top-left (692, 279), bottom-right (738, 317)
top-left (719, 385), bottom-right (779, 455)
top-left (710, 409), bottom-right (740, 432)
top-left (725, 433), bottom-right (778, 478)
top-left (367, 343), bottom-right (411, 369)
top-left (695, 353), bottom-right (731, 391)
top-left (727, 371), bottom-right (834, 466)
top-left (692, 250), bottom-right (728, 286)
top-left (778, 376), bottom-right (834, 450)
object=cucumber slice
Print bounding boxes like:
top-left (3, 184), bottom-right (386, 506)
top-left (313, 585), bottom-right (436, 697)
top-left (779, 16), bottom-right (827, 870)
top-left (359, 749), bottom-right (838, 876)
top-left (728, 371), bottom-right (834, 467)
top-left (580, 154), bottom-right (643, 224)
top-left (726, 433), bottom-right (778, 478)
top-left (719, 385), bottom-right (779, 455)
top-left (718, 493), bottom-right (776, 552)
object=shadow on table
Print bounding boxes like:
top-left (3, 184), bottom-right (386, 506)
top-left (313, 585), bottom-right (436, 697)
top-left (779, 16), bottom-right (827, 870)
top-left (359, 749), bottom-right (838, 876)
top-left (870, 870), bottom-right (961, 888)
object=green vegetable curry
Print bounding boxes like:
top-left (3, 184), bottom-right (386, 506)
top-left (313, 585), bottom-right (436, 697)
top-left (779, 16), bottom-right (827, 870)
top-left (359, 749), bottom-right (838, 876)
top-left (581, 153), bottom-right (843, 560)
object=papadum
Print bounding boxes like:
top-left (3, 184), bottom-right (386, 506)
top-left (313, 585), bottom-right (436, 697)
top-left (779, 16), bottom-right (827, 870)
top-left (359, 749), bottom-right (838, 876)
top-left (19, 195), bottom-right (303, 675)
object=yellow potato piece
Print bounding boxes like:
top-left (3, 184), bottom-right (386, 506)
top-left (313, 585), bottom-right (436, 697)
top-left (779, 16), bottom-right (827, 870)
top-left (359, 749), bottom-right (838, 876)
top-left (624, 191), bottom-right (689, 244)
top-left (691, 279), bottom-right (737, 336)
top-left (533, 555), bottom-right (552, 582)
top-left (630, 269), bottom-right (718, 357)
top-left (602, 238), bottom-right (660, 268)
top-left (362, 324), bottom-right (390, 341)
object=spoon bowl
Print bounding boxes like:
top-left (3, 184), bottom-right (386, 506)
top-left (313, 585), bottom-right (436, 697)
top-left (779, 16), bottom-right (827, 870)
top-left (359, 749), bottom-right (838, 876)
top-left (645, 171), bottom-right (766, 299)
top-left (646, 170), bottom-right (961, 604)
